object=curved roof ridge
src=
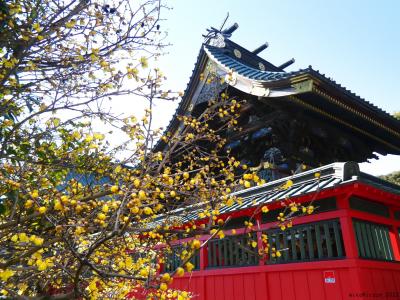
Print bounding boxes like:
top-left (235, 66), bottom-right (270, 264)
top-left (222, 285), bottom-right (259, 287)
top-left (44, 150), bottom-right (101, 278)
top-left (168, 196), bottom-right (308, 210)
top-left (204, 43), bottom-right (312, 82)
top-left (204, 42), bottom-right (400, 129)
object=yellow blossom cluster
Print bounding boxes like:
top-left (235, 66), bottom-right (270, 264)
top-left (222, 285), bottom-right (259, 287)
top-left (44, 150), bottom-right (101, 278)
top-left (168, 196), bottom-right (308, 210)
top-left (0, 3), bottom-right (311, 295)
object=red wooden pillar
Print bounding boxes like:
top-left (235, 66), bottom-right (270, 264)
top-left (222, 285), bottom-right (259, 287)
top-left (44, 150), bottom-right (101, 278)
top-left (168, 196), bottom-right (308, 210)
top-left (200, 239), bottom-right (207, 270)
top-left (256, 213), bottom-right (265, 266)
top-left (199, 239), bottom-right (207, 300)
top-left (337, 193), bottom-right (359, 259)
top-left (337, 190), bottom-right (365, 297)
top-left (389, 206), bottom-right (400, 261)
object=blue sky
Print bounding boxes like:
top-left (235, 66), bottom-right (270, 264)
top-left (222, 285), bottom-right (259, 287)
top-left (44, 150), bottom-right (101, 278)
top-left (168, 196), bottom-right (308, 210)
top-left (150, 0), bottom-right (400, 175)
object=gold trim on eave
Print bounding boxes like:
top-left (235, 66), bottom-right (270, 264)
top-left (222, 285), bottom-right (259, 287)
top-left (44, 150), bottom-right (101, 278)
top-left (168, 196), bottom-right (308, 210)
top-left (288, 95), bottom-right (400, 152)
top-left (312, 87), bottom-right (400, 138)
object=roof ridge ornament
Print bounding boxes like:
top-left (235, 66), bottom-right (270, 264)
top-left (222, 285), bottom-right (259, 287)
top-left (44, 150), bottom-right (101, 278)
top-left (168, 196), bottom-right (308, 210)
top-left (253, 42), bottom-right (269, 55)
top-left (203, 20), bottom-right (239, 48)
top-left (208, 33), bottom-right (226, 48)
top-left (278, 58), bottom-right (296, 69)
top-left (222, 22), bottom-right (239, 36)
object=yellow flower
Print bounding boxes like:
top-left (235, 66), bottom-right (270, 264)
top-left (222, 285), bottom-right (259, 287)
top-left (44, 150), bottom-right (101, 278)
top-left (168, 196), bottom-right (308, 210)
top-left (100, 60), bottom-right (109, 68)
top-left (38, 206), bottom-right (47, 214)
top-left (261, 206), bottom-right (269, 213)
top-left (114, 165), bottom-right (122, 173)
top-left (32, 23), bottom-right (42, 32)
top-left (125, 256), bottom-right (133, 269)
top-left (36, 260), bottom-right (47, 271)
top-left (185, 262), bottom-right (194, 272)
top-left (282, 180), bottom-right (293, 189)
top-left (97, 213), bottom-right (106, 220)
top-left (32, 236), bottom-right (44, 246)
top-left (155, 152), bottom-right (163, 161)
top-left (65, 20), bottom-right (76, 28)
top-left (31, 190), bottom-right (39, 198)
top-left (25, 199), bottom-right (34, 209)
top-left (84, 135), bottom-right (93, 142)
top-left (160, 282), bottom-right (168, 291)
top-left (102, 204), bottom-right (109, 213)
top-left (75, 226), bottom-right (85, 235)
top-left (89, 279), bottom-right (100, 292)
top-left (161, 273), bottom-right (171, 282)
top-left (54, 200), bottom-right (63, 210)
top-left (176, 267), bottom-right (185, 277)
top-left (133, 178), bottom-right (141, 188)
top-left (72, 131), bottom-right (81, 139)
top-left (191, 239), bottom-right (201, 249)
top-left (140, 268), bottom-right (148, 277)
top-left (130, 206), bottom-right (140, 214)
top-left (243, 174), bottom-right (253, 180)
top-left (138, 190), bottom-right (146, 200)
top-left (75, 204), bottom-right (83, 213)
top-left (0, 269), bottom-right (15, 281)
top-left (139, 56), bottom-right (148, 68)
top-left (18, 233), bottom-right (29, 242)
top-left (17, 282), bottom-right (28, 294)
top-left (93, 132), bottom-right (105, 140)
top-left (143, 207), bottom-right (153, 215)
top-left (178, 292), bottom-right (189, 300)
top-left (110, 185), bottom-right (119, 193)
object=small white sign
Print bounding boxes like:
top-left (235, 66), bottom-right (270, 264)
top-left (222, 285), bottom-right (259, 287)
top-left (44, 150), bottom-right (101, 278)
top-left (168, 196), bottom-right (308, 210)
top-left (324, 271), bottom-right (336, 284)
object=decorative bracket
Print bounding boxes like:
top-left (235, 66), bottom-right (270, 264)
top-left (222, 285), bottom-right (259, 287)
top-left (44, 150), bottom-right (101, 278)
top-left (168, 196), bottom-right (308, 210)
top-left (292, 79), bottom-right (313, 94)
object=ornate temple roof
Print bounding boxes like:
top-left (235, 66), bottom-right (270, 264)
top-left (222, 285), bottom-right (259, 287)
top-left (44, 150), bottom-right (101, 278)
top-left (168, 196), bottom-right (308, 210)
top-left (204, 42), bottom-right (397, 121)
top-left (155, 25), bottom-right (400, 155)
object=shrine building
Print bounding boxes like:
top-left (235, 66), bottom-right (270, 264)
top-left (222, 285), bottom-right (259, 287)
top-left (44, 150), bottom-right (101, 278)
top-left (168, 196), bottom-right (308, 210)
top-left (150, 24), bottom-right (400, 300)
